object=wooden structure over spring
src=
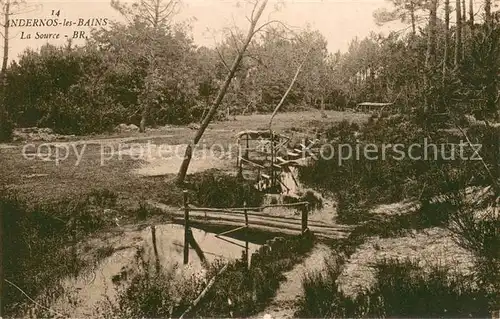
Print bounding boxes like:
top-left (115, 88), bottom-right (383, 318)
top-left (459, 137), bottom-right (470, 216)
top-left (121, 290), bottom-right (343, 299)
top-left (235, 130), bottom-right (319, 194)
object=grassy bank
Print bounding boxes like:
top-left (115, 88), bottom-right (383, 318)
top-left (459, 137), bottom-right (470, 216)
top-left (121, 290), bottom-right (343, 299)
top-left (0, 167), bottom-right (266, 316)
top-left (295, 115), bottom-right (500, 317)
top-left (297, 256), bottom-right (491, 317)
top-left (1, 188), bottom-right (117, 317)
top-left (190, 232), bottom-right (315, 318)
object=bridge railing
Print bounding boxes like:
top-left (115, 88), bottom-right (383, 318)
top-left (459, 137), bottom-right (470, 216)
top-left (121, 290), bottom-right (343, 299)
top-left (181, 190), bottom-right (310, 266)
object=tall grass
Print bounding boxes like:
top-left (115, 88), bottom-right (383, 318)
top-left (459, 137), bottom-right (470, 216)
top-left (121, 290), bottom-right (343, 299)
top-left (298, 117), bottom-right (488, 225)
top-left (191, 233), bottom-right (315, 317)
top-left (298, 257), bottom-right (491, 317)
top-left (449, 200), bottom-right (500, 310)
top-left (183, 169), bottom-right (264, 208)
top-left (1, 188), bottom-right (116, 316)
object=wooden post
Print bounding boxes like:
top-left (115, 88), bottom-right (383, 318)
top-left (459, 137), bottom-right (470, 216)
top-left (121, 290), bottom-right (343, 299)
top-left (245, 134), bottom-right (249, 160)
top-left (244, 201), bottom-right (249, 268)
top-left (236, 138), bottom-right (240, 170)
top-left (238, 155), bottom-right (243, 179)
top-left (301, 204), bottom-right (309, 234)
top-left (151, 225), bottom-right (161, 273)
top-left (183, 190), bottom-right (189, 265)
top-left (270, 131), bottom-right (275, 190)
top-left (257, 167), bottom-right (261, 190)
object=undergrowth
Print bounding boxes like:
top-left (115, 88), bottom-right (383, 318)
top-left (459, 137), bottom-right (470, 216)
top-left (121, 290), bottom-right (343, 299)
top-left (191, 233), bottom-right (315, 317)
top-left (183, 169), bottom-right (264, 207)
top-left (98, 249), bottom-right (226, 318)
top-left (97, 234), bottom-right (314, 318)
top-left (1, 188), bottom-right (118, 317)
top-left (297, 257), bottom-right (491, 317)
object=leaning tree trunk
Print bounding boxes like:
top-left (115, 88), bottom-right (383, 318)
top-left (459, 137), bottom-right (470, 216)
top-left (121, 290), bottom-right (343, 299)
top-left (176, 0), bottom-right (268, 185)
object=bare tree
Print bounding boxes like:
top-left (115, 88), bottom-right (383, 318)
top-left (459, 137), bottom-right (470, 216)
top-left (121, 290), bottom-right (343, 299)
top-left (111, 0), bottom-right (180, 29)
top-left (469, 0), bottom-right (474, 30)
top-left (424, 0), bottom-right (437, 111)
top-left (176, 0), bottom-right (269, 185)
top-left (454, 0), bottom-right (462, 68)
top-left (462, 0), bottom-right (466, 59)
top-left (443, 0), bottom-right (450, 85)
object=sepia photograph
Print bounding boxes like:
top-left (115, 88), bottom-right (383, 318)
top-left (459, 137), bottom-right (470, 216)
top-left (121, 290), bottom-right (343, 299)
top-left (0, 0), bottom-right (499, 317)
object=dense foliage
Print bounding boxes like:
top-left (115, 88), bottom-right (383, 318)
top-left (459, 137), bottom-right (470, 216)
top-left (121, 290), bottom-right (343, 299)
top-left (2, 0), bottom-right (499, 135)
top-left (2, 22), bottom-right (341, 135)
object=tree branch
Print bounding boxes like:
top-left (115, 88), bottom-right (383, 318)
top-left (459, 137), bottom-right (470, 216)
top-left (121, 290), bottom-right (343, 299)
top-left (269, 47), bottom-right (312, 130)
top-left (4, 279), bottom-right (67, 318)
top-left (214, 46), bottom-right (231, 72)
top-left (455, 123), bottom-right (500, 194)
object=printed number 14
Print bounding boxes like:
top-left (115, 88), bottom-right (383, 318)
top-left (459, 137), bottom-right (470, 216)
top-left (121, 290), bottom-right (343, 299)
top-left (51, 10), bottom-right (60, 17)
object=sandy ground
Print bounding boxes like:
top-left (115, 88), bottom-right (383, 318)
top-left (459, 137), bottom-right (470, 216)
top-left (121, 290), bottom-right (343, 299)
top-left (117, 143), bottom-right (233, 176)
top-left (336, 227), bottom-right (476, 297)
top-left (252, 243), bottom-right (333, 319)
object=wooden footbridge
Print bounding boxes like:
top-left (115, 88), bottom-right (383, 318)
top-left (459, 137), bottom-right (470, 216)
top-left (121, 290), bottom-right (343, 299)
top-left (149, 195), bottom-right (352, 244)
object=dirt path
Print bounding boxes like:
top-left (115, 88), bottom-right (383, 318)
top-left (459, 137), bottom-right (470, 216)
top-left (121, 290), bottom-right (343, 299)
top-left (252, 243), bottom-right (332, 319)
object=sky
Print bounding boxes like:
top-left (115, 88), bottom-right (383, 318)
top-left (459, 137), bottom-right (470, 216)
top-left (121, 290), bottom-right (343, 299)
top-left (4, 0), bottom-right (403, 62)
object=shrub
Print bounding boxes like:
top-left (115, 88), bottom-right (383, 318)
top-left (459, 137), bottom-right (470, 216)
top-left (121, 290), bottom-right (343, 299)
top-left (365, 259), bottom-right (490, 317)
top-left (99, 251), bottom-right (224, 318)
top-left (0, 112), bottom-right (13, 142)
top-left (297, 257), bottom-right (491, 317)
top-left (282, 189), bottom-right (323, 214)
top-left (1, 190), bottom-right (113, 316)
top-left (335, 188), bottom-right (371, 224)
top-left (450, 203), bottom-right (500, 309)
top-left (298, 254), bottom-right (355, 318)
top-left (185, 169), bottom-right (264, 208)
top-left (299, 115), bottom-right (486, 227)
